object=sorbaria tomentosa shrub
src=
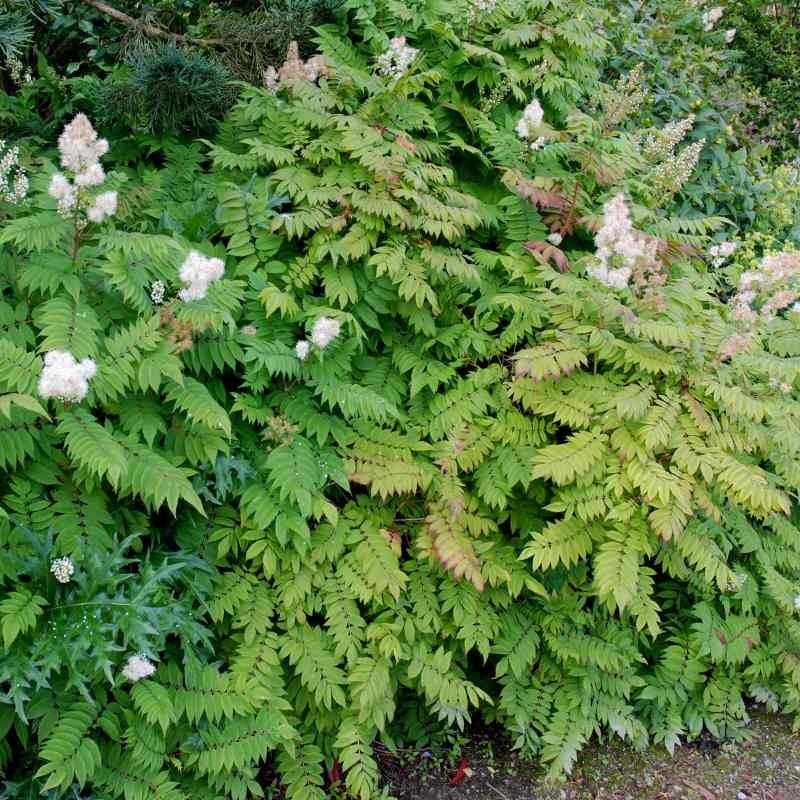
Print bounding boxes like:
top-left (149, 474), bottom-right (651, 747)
top-left (3, 0), bottom-right (800, 798)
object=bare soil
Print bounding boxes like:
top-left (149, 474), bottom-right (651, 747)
top-left (379, 710), bottom-right (800, 800)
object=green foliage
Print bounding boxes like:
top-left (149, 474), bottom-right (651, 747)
top-left (600, 0), bottom-right (776, 232)
top-left (3, 0), bottom-right (800, 798)
top-left (726, 0), bottom-right (800, 158)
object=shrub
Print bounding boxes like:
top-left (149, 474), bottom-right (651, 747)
top-left (96, 43), bottom-right (235, 135)
top-left (2, 1), bottom-right (800, 799)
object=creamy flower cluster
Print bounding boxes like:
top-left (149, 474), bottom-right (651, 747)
top-left (725, 28), bottom-right (737, 44)
top-left (650, 139), bottom-right (705, 202)
top-left (479, 75), bottom-right (514, 114)
top-left (769, 376), bottom-right (793, 395)
top-left (122, 654), bottom-right (156, 682)
top-left (0, 140), bottom-right (28, 204)
top-left (702, 6), bottom-right (723, 31)
top-left (178, 251), bottom-right (224, 302)
top-left (709, 240), bottom-right (737, 268)
top-left (587, 194), bottom-right (658, 290)
top-left (38, 350), bottom-right (97, 403)
top-left (727, 571), bottom-right (747, 592)
top-left (752, 685), bottom-right (780, 711)
top-left (641, 115), bottom-right (695, 161)
top-left (721, 251), bottom-right (800, 360)
top-left (377, 36), bottom-right (419, 79)
top-left (50, 557), bottom-right (75, 584)
top-left (5, 54), bottom-right (32, 86)
top-left (263, 41), bottom-right (329, 93)
top-left (467, 0), bottom-right (498, 24)
top-left (730, 252), bottom-right (800, 325)
top-left (295, 316), bottom-right (341, 360)
top-left (47, 114), bottom-right (117, 223)
top-left (719, 332), bottom-right (751, 361)
top-left (150, 280), bottom-right (166, 305)
top-left (516, 98), bottom-right (546, 150)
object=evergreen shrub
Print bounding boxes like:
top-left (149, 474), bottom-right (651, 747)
top-left (96, 43), bottom-right (235, 136)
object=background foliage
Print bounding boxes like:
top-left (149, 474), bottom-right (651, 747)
top-left (725, 0), bottom-right (800, 159)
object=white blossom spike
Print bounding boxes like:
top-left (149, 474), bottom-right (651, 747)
top-left (516, 98), bottom-right (545, 141)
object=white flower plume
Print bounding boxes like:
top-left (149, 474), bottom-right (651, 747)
top-left (311, 317), bottom-right (341, 349)
top-left (178, 251), bottom-right (225, 302)
top-left (37, 350), bottom-right (97, 403)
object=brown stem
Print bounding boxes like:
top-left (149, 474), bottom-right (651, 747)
top-left (80, 0), bottom-right (225, 47)
top-left (70, 224), bottom-right (82, 263)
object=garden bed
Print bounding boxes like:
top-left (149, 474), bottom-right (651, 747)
top-left (384, 711), bottom-right (800, 800)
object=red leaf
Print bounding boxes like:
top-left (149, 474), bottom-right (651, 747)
top-left (505, 171), bottom-right (567, 211)
top-left (327, 760), bottom-right (343, 785)
top-left (524, 240), bottom-right (570, 272)
top-left (395, 134), bottom-right (417, 154)
top-left (449, 756), bottom-right (470, 785)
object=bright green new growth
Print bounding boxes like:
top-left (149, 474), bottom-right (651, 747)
top-left (2, 0), bottom-right (800, 798)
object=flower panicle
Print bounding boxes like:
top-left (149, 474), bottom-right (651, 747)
top-left (377, 36), bottom-right (419, 80)
top-left (47, 114), bottom-right (117, 224)
top-left (38, 350), bottom-right (97, 403)
top-left (178, 251), bottom-right (224, 302)
top-left (122, 654), bottom-right (156, 682)
top-left (0, 140), bottom-right (28, 204)
top-left (50, 557), bottom-right (75, 584)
